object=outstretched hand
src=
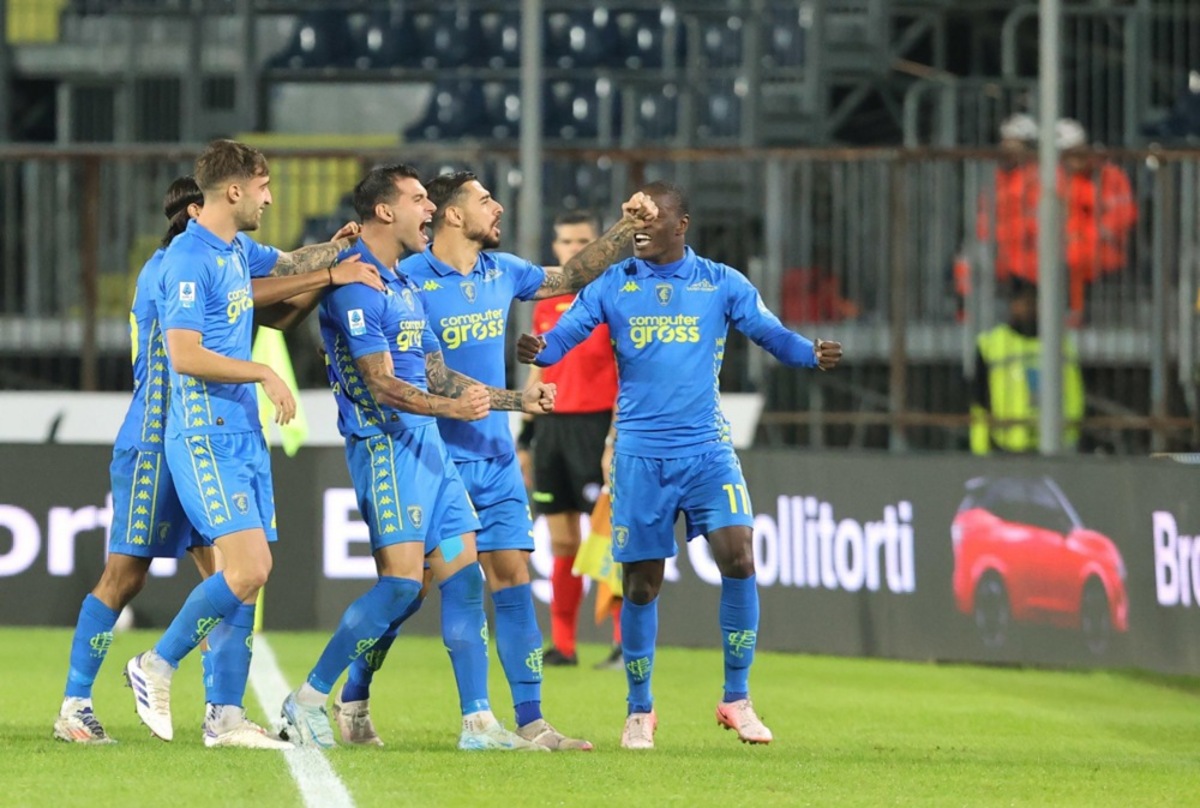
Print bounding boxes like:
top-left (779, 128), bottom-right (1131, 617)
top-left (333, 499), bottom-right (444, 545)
top-left (815, 339), bottom-right (843, 371)
top-left (621, 191), bottom-right (658, 225)
top-left (330, 254), bottom-right (384, 292)
top-left (516, 333), bottom-right (546, 365)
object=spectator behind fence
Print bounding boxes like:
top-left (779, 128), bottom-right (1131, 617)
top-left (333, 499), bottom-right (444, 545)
top-left (965, 116), bottom-right (1137, 321)
top-left (969, 279), bottom-right (1084, 455)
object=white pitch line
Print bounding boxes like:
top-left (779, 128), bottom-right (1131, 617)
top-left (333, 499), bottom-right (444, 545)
top-left (248, 635), bottom-right (356, 808)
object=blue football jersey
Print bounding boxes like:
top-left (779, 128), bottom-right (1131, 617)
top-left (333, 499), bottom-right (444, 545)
top-left (319, 241), bottom-right (440, 439)
top-left (156, 221), bottom-right (279, 437)
top-left (400, 249), bottom-right (545, 460)
top-left (538, 247), bottom-right (817, 458)
top-left (114, 249), bottom-right (172, 451)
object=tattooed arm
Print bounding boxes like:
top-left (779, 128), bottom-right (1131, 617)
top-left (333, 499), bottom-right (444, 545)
top-left (357, 351), bottom-right (490, 421)
top-left (253, 254), bottom-right (384, 328)
top-left (532, 191), bottom-right (659, 299)
top-left (425, 350), bottom-right (556, 414)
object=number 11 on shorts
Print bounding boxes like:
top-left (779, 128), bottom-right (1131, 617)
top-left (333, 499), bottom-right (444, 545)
top-left (722, 483), bottom-right (751, 514)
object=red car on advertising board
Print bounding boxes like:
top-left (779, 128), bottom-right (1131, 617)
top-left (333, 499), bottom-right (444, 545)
top-left (952, 476), bottom-right (1128, 654)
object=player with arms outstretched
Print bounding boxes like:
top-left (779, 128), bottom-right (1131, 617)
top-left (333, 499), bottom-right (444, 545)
top-left (518, 181), bottom-right (843, 749)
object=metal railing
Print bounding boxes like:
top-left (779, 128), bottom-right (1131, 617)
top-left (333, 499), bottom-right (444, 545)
top-left (0, 143), bottom-right (1196, 455)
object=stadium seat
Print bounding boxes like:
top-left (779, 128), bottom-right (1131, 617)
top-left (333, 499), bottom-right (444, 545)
top-left (761, 5), bottom-right (807, 69)
top-left (267, 11), bottom-right (358, 70)
top-left (630, 82), bottom-right (679, 140)
top-left (697, 81), bottom-right (745, 140)
top-left (544, 10), bottom-right (615, 69)
top-left (348, 10), bottom-right (420, 70)
top-left (478, 10), bottom-right (522, 69)
top-left (697, 15), bottom-right (744, 69)
top-left (403, 79), bottom-right (487, 142)
top-left (407, 10), bottom-right (484, 69)
top-left (612, 9), bottom-right (684, 70)
top-left (544, 78), bottom-right (619, 141)
top-left (479, 81), bottom-right (522, 140)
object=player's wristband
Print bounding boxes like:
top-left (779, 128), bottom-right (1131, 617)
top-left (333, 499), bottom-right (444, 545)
top-left (517, 418), bottom-right (536, 450)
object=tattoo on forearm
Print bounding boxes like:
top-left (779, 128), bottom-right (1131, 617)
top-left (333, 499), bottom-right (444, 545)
top-left (357, 351), bottom-right (450, 416)
top-left (489, 388), bottom-right (523, 411)
top-left (425, 351), bottom-right (470, 398)
top-left (272, 239), bottom-right (348, 277)
top-left (553, 218), bottom-right (637, 294)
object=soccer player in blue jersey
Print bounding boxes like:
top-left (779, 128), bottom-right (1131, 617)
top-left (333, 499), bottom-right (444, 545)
top-left (119, 140), bottom-right (371, 745)
top-left (54, 173), bottom-right (377, 747)
top-left (517, 181), bottom-right (843, 749)
top-left (336, 171), bottom-right (656, 751)
top-left (278, 163), bottom-right (554, 751)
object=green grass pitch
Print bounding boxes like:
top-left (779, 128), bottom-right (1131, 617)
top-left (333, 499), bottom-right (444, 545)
top-left (5, 627), bottom-right (1200, 806)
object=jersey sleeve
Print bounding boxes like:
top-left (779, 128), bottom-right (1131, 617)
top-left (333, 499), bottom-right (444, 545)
top-left (726, 268), bottom-right (817, 368)
top-left (237, 234), bottom-right (281, 278)
top-left (536, 275), bottom-right (606, 366)
top-left (504, 253), bottom-right (548, 301)
top-left (159, 249), bottom-right (213, 333)
top-left (323, 285), bottom-right (389, 360)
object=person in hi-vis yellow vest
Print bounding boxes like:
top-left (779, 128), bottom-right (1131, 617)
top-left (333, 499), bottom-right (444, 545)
top-left (970, 279), bottom-right (1084, 454)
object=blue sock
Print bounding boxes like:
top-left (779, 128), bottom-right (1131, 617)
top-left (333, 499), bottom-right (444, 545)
top-left (720, 575), bottom-right (759, 703)
top-left (201, 645), bottom-right (212, 696)
top-left (622, 597), bottom-right (658, 714)
top-left (492, 583), bottom-right (543, 726)
top-left (206, 603), bottom-right (256, 708)
top-left (306, 576), bottom-right (421, 694)
top-left (341, 595), bottom-right (423, 703)
top-left (154, 573), bottom-right (243, 668)
top-left (64, 595), bottom-right (119, 699)
top-left (439, 565), bottom-right (490, 715)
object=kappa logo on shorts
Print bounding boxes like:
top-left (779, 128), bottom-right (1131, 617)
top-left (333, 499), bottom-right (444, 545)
top-left (407, 505), bottom-right (424, 529)
top-left (347, 308), bottom-right (366, 336)
top-left (460, 280), bottom-right (477, 304)
top-left (613, 525), bottom-right (629, 549)
top-left (232, 492), bottom-right (250, 515)
top-left (179, 282), bottom-right (196, 308)
top-left (655, 283), bottom-right (673, 306)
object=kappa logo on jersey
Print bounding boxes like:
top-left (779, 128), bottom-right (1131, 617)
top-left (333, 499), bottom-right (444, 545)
top-left (400, 288), bottom-right (416, 310)
top-left (460, 281), bottom-right (477, 304)
top-left (422, 280), bottom-right (441, 291)
top-left (483, 268), bottom-right (503, 282)
top-left (621, 280), bottom-right (641, 293)
top-left (347, 309), bottom-right (366, 336)
top-left (178, 282), bottom-right (196, 308)
top-left (656, 283), bottom-right (673, 306)
top-left (686, 279), bottom-right (718, 292)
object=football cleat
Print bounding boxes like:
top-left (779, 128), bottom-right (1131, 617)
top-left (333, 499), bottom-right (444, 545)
top-left (333, 694), bottom-right (384, 747)
top-left (593, 645), bottom-right (624, 671)
top-left (516, 718), bottom-right (593, 751)
top-left (280, 690), bottom-right (335, 749)
top-left (458, 712), bottom-right (548, 752)
top-left (715, 698), bottom-right (773, 744)
top-left (542, 648), bottom-right (578, 667)
top-left (53, 698), bottom-right (116, 745)
top-left (620, 710), bottom-right (657, 750)
top-left (204, 707), bottom-right (294, 750)
top-left (124, 652), bottom-right (174, 741)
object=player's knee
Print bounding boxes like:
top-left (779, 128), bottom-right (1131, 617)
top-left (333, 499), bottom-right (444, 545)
top-left (624, 577), bottom-right (660, 605)
top-left (721, 548), bottom-right (756, 579)
top-left (227, 555), bottom-right (272, 594)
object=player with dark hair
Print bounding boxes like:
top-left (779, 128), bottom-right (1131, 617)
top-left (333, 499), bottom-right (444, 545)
top-left (118, 141), bottom-right (376, 746)
top-left (332, 171), bottom-right (656, 751)
top-left (279, 164), bottom-right (553, 751)
top-left (519, 209), bottom-right (622, 669)
top-left (518, 180), bottom-right (843, 749)
top-left (55, 167), bottom-right (375, 747)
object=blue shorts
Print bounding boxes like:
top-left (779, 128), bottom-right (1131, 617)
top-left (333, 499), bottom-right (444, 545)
top-left (164, 431), bottom-right (278, 544)
top-left (454, 452), bottom-right (534, 553)
top-left (347, 425), bottom-right (481, 555)
top-left (610, 443), bottom-right (754, 563)
top-left (109, 446), bottom-right (206, 558)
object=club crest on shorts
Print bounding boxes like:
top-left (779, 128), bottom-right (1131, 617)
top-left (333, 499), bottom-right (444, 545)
top-left (407, 505), bottom-right (424, 529)
top-left (460, 281), bottom-right (477, 304)
top-left (613, 525), bottom-right (629, 549)
top-left (232, 492), bottom-right (250, 515)
top-left (655, 283), bottom-right (673, 306)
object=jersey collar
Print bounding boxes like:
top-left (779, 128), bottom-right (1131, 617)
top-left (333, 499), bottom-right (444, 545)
top-left (633, 246), bottom-right (695, 279)
top-left (417, 244), bottom-right (482, 278)
top-left (186, 219), bottom-right (235, 251)
top-left (348, 240), bottom-right (405, 287)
